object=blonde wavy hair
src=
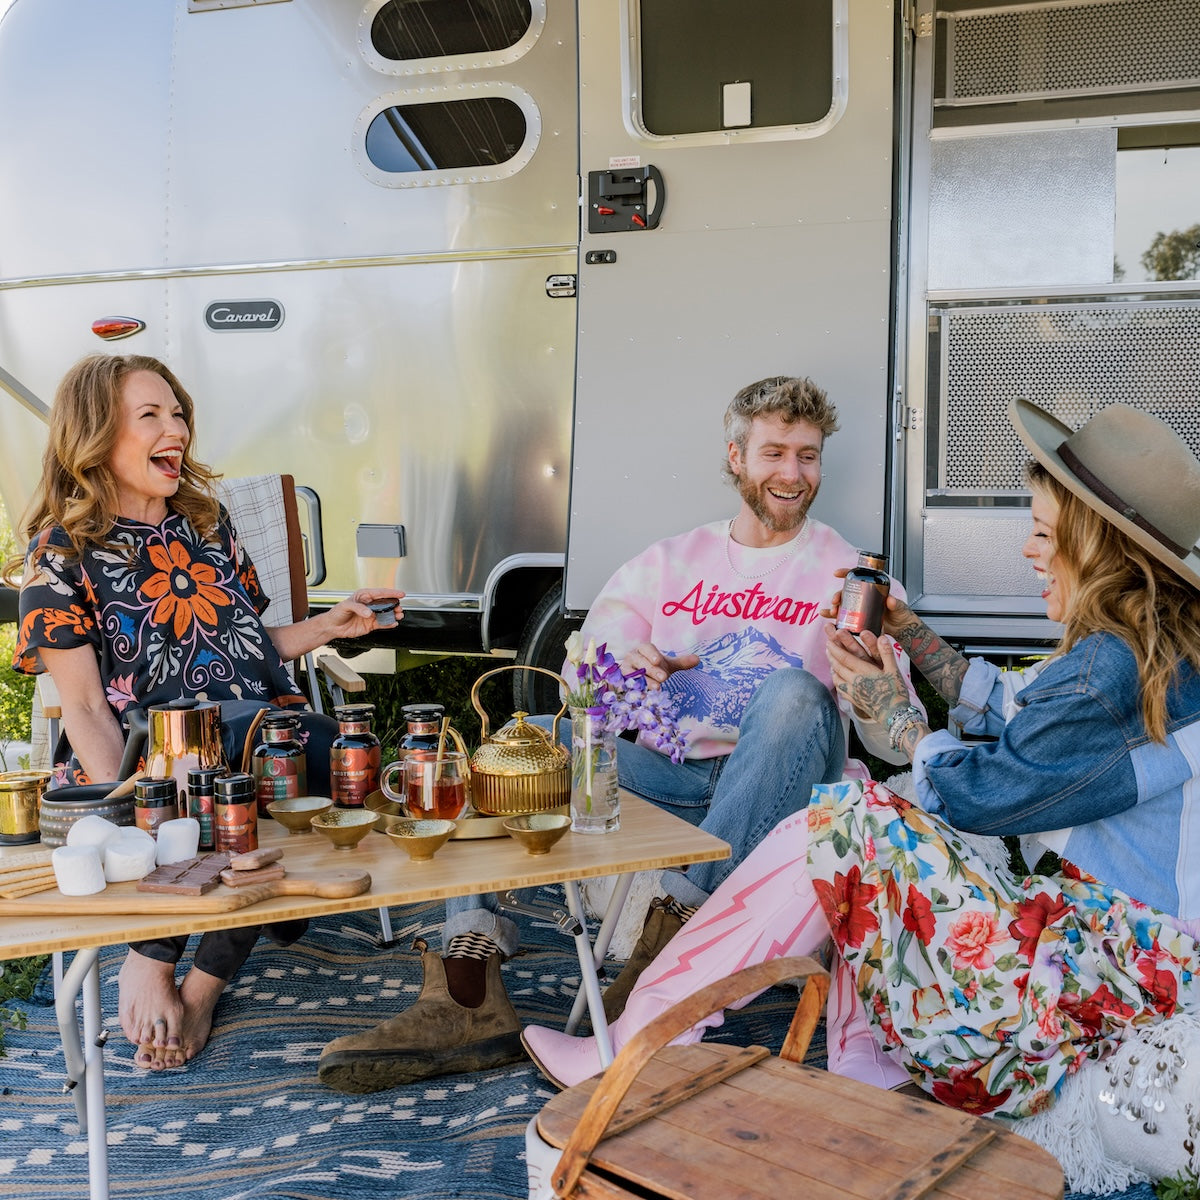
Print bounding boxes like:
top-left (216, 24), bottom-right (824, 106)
top-left (1029, 460), bottom-right (1200, 743)
top-left (10, 355), bottom-right (221, 573)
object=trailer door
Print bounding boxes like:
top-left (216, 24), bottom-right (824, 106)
top-left (566, 1), bottom-right (900, 610)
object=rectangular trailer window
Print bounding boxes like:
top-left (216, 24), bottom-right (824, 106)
top-left (638, 0), bottom-right (837, 135)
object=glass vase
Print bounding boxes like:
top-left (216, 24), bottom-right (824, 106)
top-left (569, 706), bottom-right (620, 834)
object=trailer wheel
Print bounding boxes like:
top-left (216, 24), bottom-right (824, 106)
top-left (513, 582), bottom-right (582, 714)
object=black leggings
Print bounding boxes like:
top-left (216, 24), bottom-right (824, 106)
top-left (130, 705), bottom-right (338, 978)
top-left (132, 920), bottom-right (309, 981)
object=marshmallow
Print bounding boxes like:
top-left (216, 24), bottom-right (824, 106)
top-left (51, 844), bottom-right (107, 895)
top-left (154, 817), bottom-right (201, 866)
top-left (66, 815), bottom-right (122, 851)
top-left (103, 831), bottom-right (157, 882)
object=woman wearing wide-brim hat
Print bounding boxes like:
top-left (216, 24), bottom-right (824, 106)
top-left (522, 397), bottom-right (1200, 1189)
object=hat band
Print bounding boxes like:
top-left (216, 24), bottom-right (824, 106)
top-left (1058, 441), bottom-right (1187, 558)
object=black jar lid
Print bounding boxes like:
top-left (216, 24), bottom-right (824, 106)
top-left (261, 712), bottom-right (300, 729)
top-left (134, 776), bottom-right (178, 804)
top-left (401, 703), bottom-right (444, 722)
top-left (187, 766), bottom-right (228, 787)
top-left (334, 704), bottom-right (375, 723)
top-left (213, 772), bottom-right (255, 800)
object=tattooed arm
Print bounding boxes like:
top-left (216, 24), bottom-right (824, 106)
top-left (886, 600), bottom-right (969, 706)
top-left (826, 629), bottom-right (932, 762)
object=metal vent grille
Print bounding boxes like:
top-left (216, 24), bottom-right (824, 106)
top-left (940, 0), bottom-right (1200, 105)
top-left (937, 302), bottom-right (1200, 491)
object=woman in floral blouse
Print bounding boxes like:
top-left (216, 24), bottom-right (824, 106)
top-left (12, 354), bottom-right (402, 1071)
top-left (523, 396), bottom-right (1200, 1147)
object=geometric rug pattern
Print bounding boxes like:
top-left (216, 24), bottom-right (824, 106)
top-left (0, 891), bottom-right (1156, 1200)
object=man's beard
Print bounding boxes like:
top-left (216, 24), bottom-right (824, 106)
top-left (737, 474), bottom-right (817, 533)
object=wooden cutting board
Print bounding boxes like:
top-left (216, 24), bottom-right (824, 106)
top-left (0, 866), bottom-right (371, 915)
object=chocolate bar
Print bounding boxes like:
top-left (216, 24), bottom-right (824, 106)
top-left (137, 853), bottom-right (231, 895)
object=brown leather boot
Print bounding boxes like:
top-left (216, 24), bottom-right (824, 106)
top-left (601, 898), bottom-right (684, 1023)
top-left (317, 943), bottom-right (523, 1093)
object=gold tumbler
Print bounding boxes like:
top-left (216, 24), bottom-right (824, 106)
top-left (0, 770), bottom-right (51, 845)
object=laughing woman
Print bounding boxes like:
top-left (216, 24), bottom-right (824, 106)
top-left (10, 354), bottom-right (402, 1070)
top-left (522, 397), bottom-right (1200, 1175)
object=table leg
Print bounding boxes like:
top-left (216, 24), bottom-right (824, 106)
top-left (55, 947), bottom-right (110, 1200)
top-left (563, 881), bottom-right (614, 1067)
top-left (563, 872), bottom-right (634, 1036)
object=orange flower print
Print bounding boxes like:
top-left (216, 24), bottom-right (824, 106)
top-left (945, 909), bottom-right (1007, 972)
top-left (140, 540), bottom-right (231, 637)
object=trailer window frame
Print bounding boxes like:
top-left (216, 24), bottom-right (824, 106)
top-left (359, 0), bottom-right (546, 77)
top-left (618, 0), bottom-right (849, 146)
top-left (353, 83), bottom-right (541, 188)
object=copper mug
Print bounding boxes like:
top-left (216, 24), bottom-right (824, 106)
top-left (144, 698), bottom-right (224, 802)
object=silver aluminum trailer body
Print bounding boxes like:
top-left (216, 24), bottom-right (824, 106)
top-left (1, 0), bottom-right (1198, 688)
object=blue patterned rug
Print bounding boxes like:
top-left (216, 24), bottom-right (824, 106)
top-left (0, 892), bottom-right (1156, 1200)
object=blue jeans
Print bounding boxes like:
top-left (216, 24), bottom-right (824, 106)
top-left (444, 667), bottom-right (844, 950)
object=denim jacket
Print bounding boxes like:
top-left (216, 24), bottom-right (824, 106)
top-left (912, 632), bottom-right (1200, 919)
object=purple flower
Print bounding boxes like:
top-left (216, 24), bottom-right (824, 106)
top-left (562, 635), bottom-right (688, 761)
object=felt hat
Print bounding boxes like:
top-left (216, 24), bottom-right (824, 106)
top-left (1010, 397), bottom-right (1200, 590)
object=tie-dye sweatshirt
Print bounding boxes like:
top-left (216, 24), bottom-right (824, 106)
top-left (575, 517), bottom-right (920, 769)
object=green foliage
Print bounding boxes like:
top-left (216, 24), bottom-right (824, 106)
top-left (1141, 223), bottom-right (1200, 281)
top-left (1157, 1169), bottom-right (1200, 1200)
top-left (0, 954), bottom-right (47, 1057)
top-left (0, 501), bottom-right (34, 767)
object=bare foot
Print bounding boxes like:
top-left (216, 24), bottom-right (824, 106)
top-left (177, 967), bottom-right (227, 1062)
top-left (118, 950), bottom-right (183, 1069)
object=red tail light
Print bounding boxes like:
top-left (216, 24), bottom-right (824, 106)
top-left (92, 317), bottom-right (146, 341)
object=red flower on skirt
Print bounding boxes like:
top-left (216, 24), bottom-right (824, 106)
top-left (813, 864), bottom-right (881, 951)
top-left (1008, 890), bottom-right (1074, 965)
top-left (902, 884), bottom-right (936, 945)
top-left (930, 1066), bottom-right (1013, 1115)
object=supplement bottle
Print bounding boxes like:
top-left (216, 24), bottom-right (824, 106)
top-left (330, 704), bottom-right (381, 809)
top-left (835, 551), bottom-right (891, 638)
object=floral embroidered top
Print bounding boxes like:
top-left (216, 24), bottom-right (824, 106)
top-left (14, 508), bottom-right (306, 738)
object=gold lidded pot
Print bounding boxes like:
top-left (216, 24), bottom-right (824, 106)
top-left (469, 666), bottom-right (570, 815)
top-left (0, 770), bottom-right (52, 845)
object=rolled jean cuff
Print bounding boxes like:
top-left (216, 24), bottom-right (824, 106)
top-left (444, 907), bottom-right (520, 958)
top-left (659, 869), bottom-right (710, 910)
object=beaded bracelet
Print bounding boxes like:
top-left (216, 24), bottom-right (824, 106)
top-left (886, 703), bottom-right (925, 752)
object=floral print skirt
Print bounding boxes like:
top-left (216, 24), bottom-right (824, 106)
top-left (806, 779), bottom-right (1200, 1119)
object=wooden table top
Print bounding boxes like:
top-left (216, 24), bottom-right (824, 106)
top-left (0, 794), bottom-right (728, 959)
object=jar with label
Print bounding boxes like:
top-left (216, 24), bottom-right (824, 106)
top-left (214, 772), bottom-right (258, 854)
top-left (134, 776), bottom-right (180, 838)
top-left (330, 704), bottom-right (381, 809)
top-left (398, 703), bottom-right (446, 760)
top-left (253, 713), bottom-right (307, 815)
top-left (187, 765), bottom-right (225, 851)
top-left (835, 551), bottom-right (891, 638)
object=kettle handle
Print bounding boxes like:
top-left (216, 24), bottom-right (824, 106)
top-left (469, 665), bottom-right (569, 743)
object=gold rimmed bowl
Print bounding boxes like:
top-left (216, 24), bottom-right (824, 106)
top-left (310, 807), bottom-right (379, 850)
top-left (267, 795), bottom-right (333, 834)
top-left (384, 818), bottom-right (456, 863)
top-left (502, 813), bottom-right (571, 856)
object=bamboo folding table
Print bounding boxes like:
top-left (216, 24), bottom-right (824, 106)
top-left (0, 794), bottom-right (729, 1200)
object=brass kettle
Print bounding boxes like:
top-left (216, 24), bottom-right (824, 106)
top-left (469, 666), bottom-right (570, 815)
top-left (145, 697), bottom-right (224, 800)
